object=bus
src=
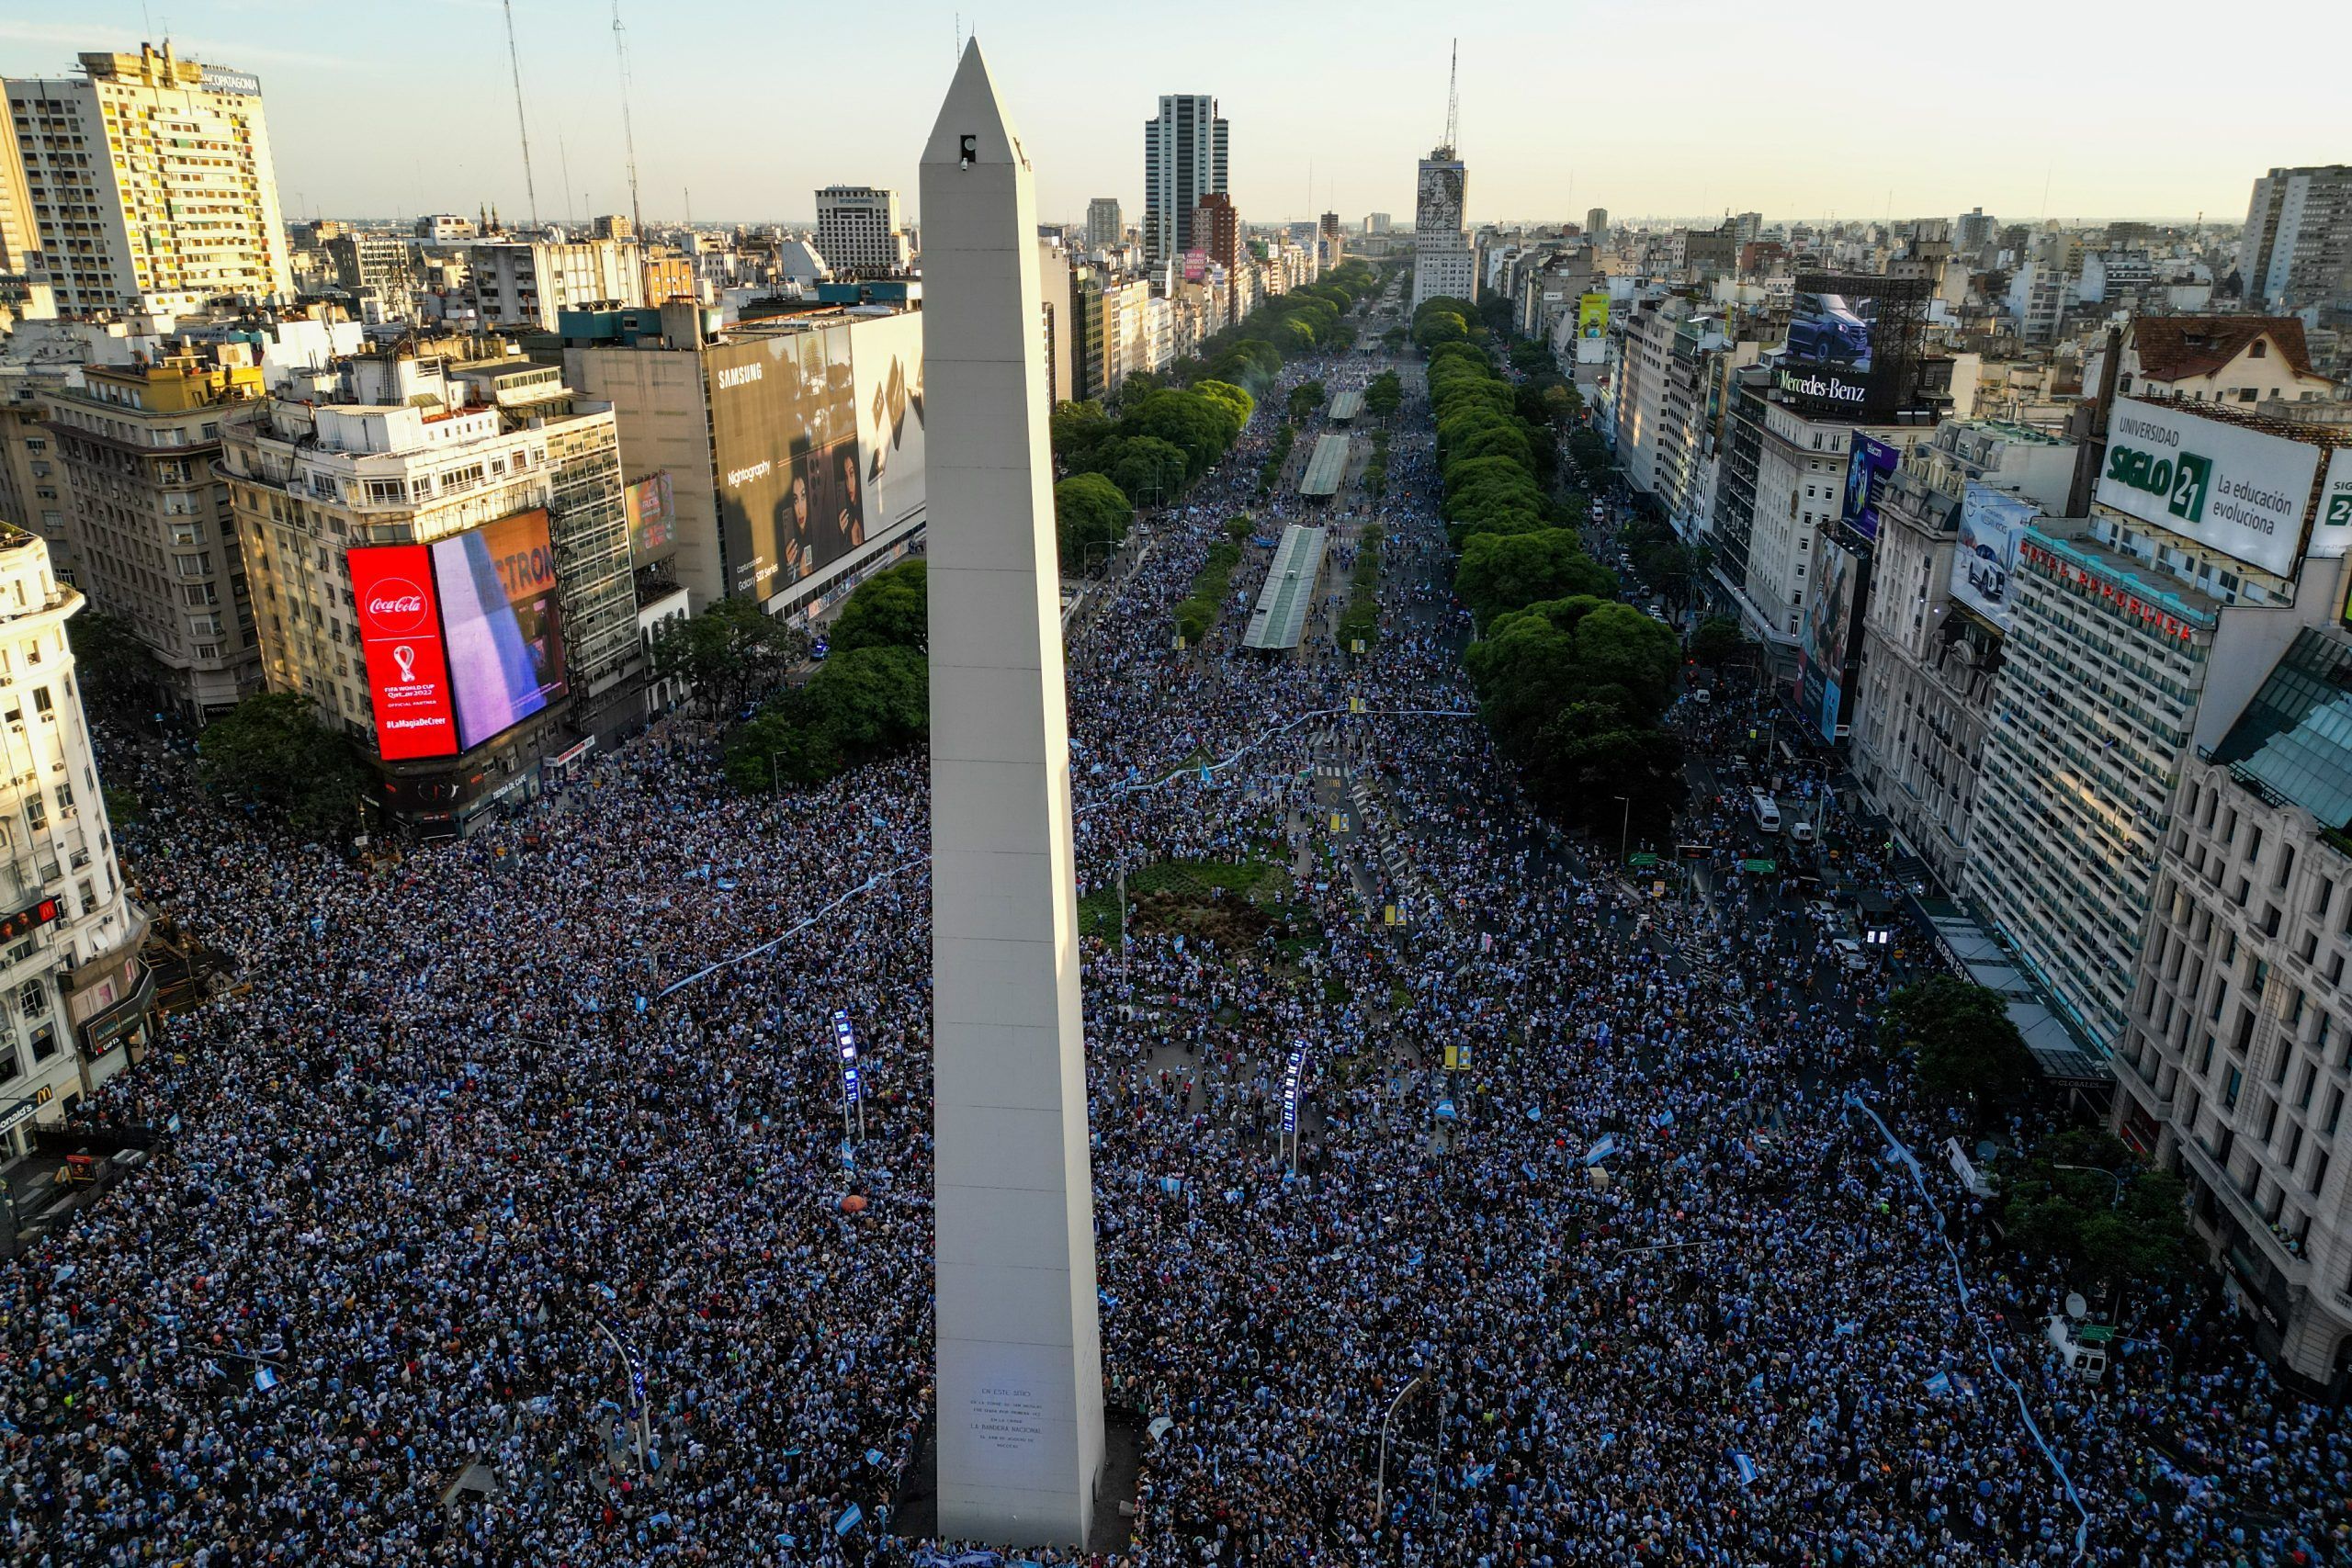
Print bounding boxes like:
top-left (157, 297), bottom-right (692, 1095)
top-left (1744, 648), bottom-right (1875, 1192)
top-left (1749, 791), bottom-right (1781, 834)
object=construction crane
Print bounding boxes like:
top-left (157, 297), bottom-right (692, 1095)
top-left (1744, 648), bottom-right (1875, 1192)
top-left (1439, 39), bottom-right (1458, 158)
top-left (613, 3), bottom-right (645, 243)
top-left (501, 0), bottom-right (540, 231)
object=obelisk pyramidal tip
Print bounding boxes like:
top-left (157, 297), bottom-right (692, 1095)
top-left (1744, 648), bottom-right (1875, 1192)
top-left (922, 38), bottom-right (1106, 1551)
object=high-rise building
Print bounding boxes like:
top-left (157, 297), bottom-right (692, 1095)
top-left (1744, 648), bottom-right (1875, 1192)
top-left (814, 186), bottom-right (911, 276)
top-left (220, 346), bottom-right (640, 835)
top-left (0, 525), bottom-right (154, 1155)
top-left (565, 303), bottom-right (929, 617)
top-left (1142, 95), bottom-right (1227, 264)
top-left (1364, 213), bottom-right (1393, 236)
top-left (1191, 193), bottom-right (1240, 276)
top-left (1967, 400), bottom-right (2351, 1054)
top-left (44, 342), bottom-right (266, 719)
top-left (0, 115), bottom-right (37, 279)
top-left (1956, 208), bottom-right (1996, 253)
top-left (1585, 208), bottom-right (1608, 242)
top-left (2239, 165), bottom-right (2352, 313)
top-left (325, 233), bottom-right (413, 312)
top-left (1412, 147), bottom-right (1475, 309)
top-left (5, 42), bottom-right (292, 315)
top-left (2117, 625), bottom-right (2352, 1386)
top-left (466, 238), bottom-right (645, 331)
top-left (1084, 197), bottom-right (1123, 252)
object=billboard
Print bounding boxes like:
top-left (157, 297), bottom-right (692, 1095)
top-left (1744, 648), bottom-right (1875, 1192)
top-left (2095, 398), bottom-right (2322, 578)
top-left (623, 471), bottom-right (675, 563)
top-left (1577, 293), bottom-right (1610, 340)
top-left (1775, 274), bottom-right (1928, 420)
top-left (1799, 536), bottom-right (1868, 743)
top-left (430, 508), bottom-right (568, 752)
top-left (709, 327), bottom-right (864, 603)
top-left (853, 310), bottom-right (928, 539)
top-left (2303, 446), bottom-right (2352, 559)
top-left (349, 542), bottom-right (458, 760)
top-left (1951, 483), bottom-right (2038, 630)
top-left (1841, 434), bottom-right (1900, 541)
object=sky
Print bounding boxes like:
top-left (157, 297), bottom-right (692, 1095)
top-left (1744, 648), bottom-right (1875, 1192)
top-left (7, 0), bottom-right (2348, 231)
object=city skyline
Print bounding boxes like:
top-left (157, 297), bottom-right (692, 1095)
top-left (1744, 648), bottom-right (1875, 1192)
top-left (6, 0), bottom-right (2346, 231)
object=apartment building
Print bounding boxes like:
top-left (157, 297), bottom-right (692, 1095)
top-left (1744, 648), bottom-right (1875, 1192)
top-left (1084, 198), bottom-right (1123, 253)
top-left (0, 525), bottom-right (153, 1155)
top-left (814, 186), bottom-right (910, 276)
top-left (1143, 95), bottom-right (1227, 264)
top-left (467, 238), bottom-right (644, 331)
top-left (5, 43), bottom-right (291, 315)
top-left (2240, 165), bottom-right (2352, 315)
top-left (43, 342), bottom-right (266, 719)
top-left (1849, 420), bottom-right (2075, 890)
top-left (219, 346), bottom-right (638, 834)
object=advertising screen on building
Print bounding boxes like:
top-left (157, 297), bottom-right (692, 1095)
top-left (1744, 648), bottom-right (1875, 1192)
top-left (1951, 483), bottom-right (2038, 630)
top-left (348, 542), bottom-right (458, 760)
top-left (1577, 293), bottom-right (1610, 340)
top-left (1799, 537), bottom-right (1868, 743)
top-left (429, 508), bottom-right (568, 752)
top-left (709, 326), bottom-right (865, 604)
top-left (623, 471), bottom-right (674, 564)
top-left (1775, 273), bottom-right (1928, 420)
top-left (2314, 447), bottom-right (2352, 562)
top-left (852, 310), bottom-right (928, 539)
top-left (2094, 398), bottom-right (2323, 578)
top-left (1841, 434), bottom-right (1900, 542)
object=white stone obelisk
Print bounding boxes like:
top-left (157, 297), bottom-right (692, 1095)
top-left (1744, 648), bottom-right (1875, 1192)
top-left (922, 40), bottom-right (1105, 1549)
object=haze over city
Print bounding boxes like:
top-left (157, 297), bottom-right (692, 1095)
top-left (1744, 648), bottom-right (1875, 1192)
top-left (3, 6), bottom-right (2352, 1567)
top-left (7, 0), bottom-right (2348, 224)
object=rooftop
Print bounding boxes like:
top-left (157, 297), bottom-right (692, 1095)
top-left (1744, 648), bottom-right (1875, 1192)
top-left (2209, 626), bottom-right (2352, 831)
top-left (2129, 315), bottom-right (2321, 384)
top-left (2025, 518), bottom-right (2223, 630)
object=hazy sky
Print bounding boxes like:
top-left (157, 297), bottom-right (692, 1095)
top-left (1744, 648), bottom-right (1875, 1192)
top-left (7, 0), bottom-right (2347, 231)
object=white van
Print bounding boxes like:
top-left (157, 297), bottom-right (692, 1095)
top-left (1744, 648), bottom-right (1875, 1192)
top-left (1749, 791), bottom-right (1781, 834)
top-left (1790, 818), bottom-right (1816, 845)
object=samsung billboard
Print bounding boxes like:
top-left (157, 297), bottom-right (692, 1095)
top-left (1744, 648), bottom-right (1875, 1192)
top-left (1775, 274), bottom-right (1928, 421)
top-left (2094, 398), bottom-right (2322, 578)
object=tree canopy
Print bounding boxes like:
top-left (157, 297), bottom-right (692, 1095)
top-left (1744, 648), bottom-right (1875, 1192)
top-left (1054, 473), bottom-right (1136, 573)
top-left (197, 692), bottom-right (371, 841)
top-left (651, 596), bottom-right (809, 718)
top-left (1882, 976), bottom-right (2041, 1107)
top-left (829, 558), bottom-right (926, 653)
top-left (1999, 1128), bottom-right (2199, 1296)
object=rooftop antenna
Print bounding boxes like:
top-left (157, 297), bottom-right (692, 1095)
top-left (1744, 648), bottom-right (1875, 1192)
top-left (613, 3), bottom-right (645, 243)
top-left (1440, 39), bottom-right (1458, 156)
top-left (559, 133), bottom-right (576, 231)
top-left (500, 0), bottom-right (541, 231)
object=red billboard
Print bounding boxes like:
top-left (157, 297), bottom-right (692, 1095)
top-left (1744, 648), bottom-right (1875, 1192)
top-left (349, 542), bottom-right (458, 760)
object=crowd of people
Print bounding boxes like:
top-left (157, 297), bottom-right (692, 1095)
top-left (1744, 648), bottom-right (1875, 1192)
top-left (1, 288), bottom-right (2346, 1568)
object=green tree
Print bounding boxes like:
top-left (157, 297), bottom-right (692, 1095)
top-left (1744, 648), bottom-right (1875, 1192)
top-left (1690, 615), bottom-right (1752, 669)
top-left (1412, 310), bottom-right (1469, 350)
top-left (1363, 371), bottom-right (1404, 419)
top-left (1286, 380), bottom-right (1327, 423)
top-left (1193, 378), bottom-right (1255, 433)
top-left (66, 609), bottom-right (162, 718)
top-left (197, 692), bottom-right (371, 840)
top-left (1529, 703), bottom-right (1688, 842)
top-left (719, 644), bottom-right (930, 793)
top-left (830, 559), bottom-right (927, 653)
top-left (1456, 529), bottom-right (1616, 629)
top-left (651, 596), bottom-right (809, 717)
top-left (1053, 473), bottom-right (1136, 573)
top-left (2000, 1128), bottom-right (2199, 1296)
top-left (1883, 976), bottom-right (2041, 1107)
top-left (1569, 602), bottom-right (1681, 720)
top-left (1050, 399), bottom-right (1112, 471)
top-left (1091, 434), bottom-right (1189, 508)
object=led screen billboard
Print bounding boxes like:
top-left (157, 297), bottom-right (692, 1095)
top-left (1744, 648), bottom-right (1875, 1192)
top-left (1951, 483), bottom-right (2038, 631)
top-left (853, 310), bottom-right (928, 538)
top-left (709, 327), bottom-right (865, 604)
top-left (431, 507), bottom-right (568, 752)
top-left (623, 471), bottom-right (674, 563)
top-left (1841, 434), bottom-right (1900, 542)
top-left (1577, 293), bottom-right (1609, 340)
top-left (349, 542), bottom-right (458, 760)
top-left (1775, 273), bottom-right (1928, 420)
top-left (1799, 536), bottom-right (1868, 744)
top-left (2094, 399), bottom-right (2323, 579)
top-left (2313, 446), bottom-right (2352, 561)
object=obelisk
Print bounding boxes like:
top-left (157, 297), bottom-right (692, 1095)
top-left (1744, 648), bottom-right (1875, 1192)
top-left (922, 40), bottom-right (1105, 1548)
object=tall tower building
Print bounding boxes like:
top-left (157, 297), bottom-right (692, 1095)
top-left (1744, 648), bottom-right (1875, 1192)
top-left (1142, 94), bottom-right (1227, 264)
top-left (1586, 207), bottom-right (1609, 242)
top-left (1412, 147), bottom-right (1475, 309)
top-left (4, 42), bottom-right (292, 315)
top-left (2239, 165), bottom-right (2352, 313)
top-left (1083, 197), bottom-right (1123, 253)
top-left (814, 185), bottom-right (911, 276)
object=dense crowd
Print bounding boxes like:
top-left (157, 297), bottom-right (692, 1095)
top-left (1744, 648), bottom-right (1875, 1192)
top-left (2, 301), bottom-right (2346, 1568)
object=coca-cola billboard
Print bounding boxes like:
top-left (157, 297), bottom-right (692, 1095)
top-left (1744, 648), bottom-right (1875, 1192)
top-left (347, 543), bottom-right (458, 760)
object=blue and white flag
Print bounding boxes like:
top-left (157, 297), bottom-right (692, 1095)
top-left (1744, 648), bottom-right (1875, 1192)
top-left (833, 1502), bottom-right (863, 1536)
top-left (1924, 1371), bottom-right (1951, 1396)
top-left (1582, 1134), bottom-right (1618, 1167)
top-left (1731, 1452), bottom-right (1758, 1485)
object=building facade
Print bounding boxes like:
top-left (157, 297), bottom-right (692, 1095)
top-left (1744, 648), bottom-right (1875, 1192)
top-left (220, 347), bottom-right (639, 834)
top-left (1084, 198), bottom-right (1123, 253)
top-left (5, 43), bottom-right (291, 315)
top-left (2241, 165), bottom-right (2352, 315)
top-left (44, 343), bottom-right (266, 719)
top-left (467, 239), bottom-right (644, 331)
top-left (1143, 95), bottom-right (1227, 265)
top-left (0, 525), bottom-right (153, 1156)
top-left (814, 186), bottom-right (910, 276)
top-left (1411, 150), bottom-right (1475, 309)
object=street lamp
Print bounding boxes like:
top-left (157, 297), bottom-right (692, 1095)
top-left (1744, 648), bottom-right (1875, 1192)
top-left (1613, 795), bottom-right (1631, 866)
top-left (2053, 1163), bottom-right (2127, 1207)
top-left (1370, 1373), bottom-right (1429, 1534)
